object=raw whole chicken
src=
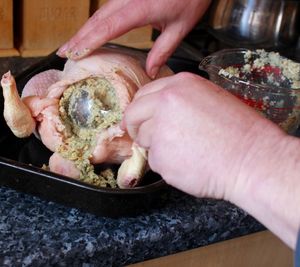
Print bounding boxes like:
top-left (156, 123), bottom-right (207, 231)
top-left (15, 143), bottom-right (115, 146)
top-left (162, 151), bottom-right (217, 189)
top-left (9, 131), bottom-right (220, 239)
top-left (1, 47), bottom-right (173, 188)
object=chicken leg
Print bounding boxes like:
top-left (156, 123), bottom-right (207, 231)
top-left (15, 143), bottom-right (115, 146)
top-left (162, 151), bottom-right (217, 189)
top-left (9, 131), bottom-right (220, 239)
top-left (117, 143), bottom-right (148, 188)
top-left (1, 71), bottom-right (35, 138)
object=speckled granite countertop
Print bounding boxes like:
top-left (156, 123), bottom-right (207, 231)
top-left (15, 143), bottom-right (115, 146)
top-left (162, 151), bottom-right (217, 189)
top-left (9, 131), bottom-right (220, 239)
top-left (0, 186), bottom-right (264, 267)
top-left (0, 56), bottom-right (264, 266)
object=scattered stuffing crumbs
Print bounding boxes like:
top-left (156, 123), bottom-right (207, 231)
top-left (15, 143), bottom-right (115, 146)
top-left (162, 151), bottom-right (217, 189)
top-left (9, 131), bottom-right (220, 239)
top-left (42, 164), bottom-right (50, 171)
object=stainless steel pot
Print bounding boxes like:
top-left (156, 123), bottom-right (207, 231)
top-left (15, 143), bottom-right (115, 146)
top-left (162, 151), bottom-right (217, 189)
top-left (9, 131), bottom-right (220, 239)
top-left (207, 0), bottom-right (299, 48)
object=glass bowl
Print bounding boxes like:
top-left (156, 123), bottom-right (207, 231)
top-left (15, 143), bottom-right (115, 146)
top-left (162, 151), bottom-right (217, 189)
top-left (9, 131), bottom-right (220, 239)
top-left (199, 48), bottom-right (300, 134)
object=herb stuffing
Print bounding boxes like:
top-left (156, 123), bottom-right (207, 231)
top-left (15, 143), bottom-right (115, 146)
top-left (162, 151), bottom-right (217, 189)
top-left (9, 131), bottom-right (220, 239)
top-left (57, 77), bottom-right (122, 188)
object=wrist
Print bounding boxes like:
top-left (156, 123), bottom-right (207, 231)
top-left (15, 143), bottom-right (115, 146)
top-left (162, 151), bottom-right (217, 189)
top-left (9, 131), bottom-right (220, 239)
top-left (228, 122), bottom-right (300, 248)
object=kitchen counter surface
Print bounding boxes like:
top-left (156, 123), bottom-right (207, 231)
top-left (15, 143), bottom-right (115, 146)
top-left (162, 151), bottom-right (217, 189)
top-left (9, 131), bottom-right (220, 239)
top-left (0, 186), bottom-right (264, 267)
top-left (0, 55), bottom-right (264, 267)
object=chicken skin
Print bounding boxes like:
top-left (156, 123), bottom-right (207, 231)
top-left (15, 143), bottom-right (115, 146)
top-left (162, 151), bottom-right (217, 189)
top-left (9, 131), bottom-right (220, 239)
top-left (1, 47), bottom-right (173, 188)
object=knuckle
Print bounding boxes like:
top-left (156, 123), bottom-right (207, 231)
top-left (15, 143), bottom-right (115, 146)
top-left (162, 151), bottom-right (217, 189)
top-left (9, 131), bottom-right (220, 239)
top-left (174, 72), bottom-right (208, 89)
top-left (159, 87), bottom-right (184, 110)
top-left (154, 50), bottom-right (170, 65)
top-left (101, 16), bottom-right (118, 39)
top-left (101, 17), bottom-right (115, 37)
top-left (90, 9), bottom-right (102, 24)
top-left (172, 23), bottom-right (187, 38)
top-left (175, 71), bottom-right (197, 81)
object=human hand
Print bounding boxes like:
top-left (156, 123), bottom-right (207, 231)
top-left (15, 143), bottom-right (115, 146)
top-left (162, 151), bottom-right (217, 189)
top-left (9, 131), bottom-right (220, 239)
top-left (121, 72), bottom-right (286, 201)
top-left (57, 0), bottom-right (211, 78)
top-left (122, 72), bottom-right (300, 249)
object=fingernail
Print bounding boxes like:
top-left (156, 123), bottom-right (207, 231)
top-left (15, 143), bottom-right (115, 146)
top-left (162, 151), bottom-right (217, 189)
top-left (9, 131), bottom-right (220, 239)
top-left (66, 48), bottom-right (91, 60)
top-left (64, 49), bottom-right (78, 60)
top-left (149, 66), bottom-right (159, 80)
top-left (56, 44), bottom-right (69, 57)
top-left (78, 48), bottom-right (91, 58)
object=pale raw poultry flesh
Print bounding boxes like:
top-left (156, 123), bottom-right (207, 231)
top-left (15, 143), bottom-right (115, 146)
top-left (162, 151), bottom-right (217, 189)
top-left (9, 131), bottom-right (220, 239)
top-left (1, 47), bottom-right (173, 188)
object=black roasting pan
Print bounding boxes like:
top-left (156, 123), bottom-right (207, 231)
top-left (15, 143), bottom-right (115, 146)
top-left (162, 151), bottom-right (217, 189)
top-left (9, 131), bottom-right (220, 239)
top-left (0, 44), bottom-right (206, 217)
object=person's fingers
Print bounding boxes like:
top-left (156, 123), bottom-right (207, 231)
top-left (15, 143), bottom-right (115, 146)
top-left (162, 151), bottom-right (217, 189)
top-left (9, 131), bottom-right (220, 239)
top-left (119, 74), bottom-right (172, 132)
top-left (133, 72), bottom-right (206, 100)
top-left (57, 0), bottom-right (148, 59)
top-left (146, 23), bottom-right (188, 78)
top-left (134, 119), bottom-right (155, 149)
top-left (122, 92), bottom-right (159, 140)
top-left (57, 0), bottom-right (125, 57)
top-left (133, 75), bottom-right (173, 100)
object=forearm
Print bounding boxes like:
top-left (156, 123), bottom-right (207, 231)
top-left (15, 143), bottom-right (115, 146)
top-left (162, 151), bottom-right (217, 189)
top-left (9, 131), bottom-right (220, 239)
top-left (231, 128), bottom-right (300, 249)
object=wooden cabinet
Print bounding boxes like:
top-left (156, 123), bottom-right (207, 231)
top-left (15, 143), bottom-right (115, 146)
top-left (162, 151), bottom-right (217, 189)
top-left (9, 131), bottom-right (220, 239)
top-left (0, 0), bottom-right (18, 56)
top-left (129, 231), bottom-right (293, 267)
top-left (6, 0), bottom-right (152, 57)
top-left (18, 0), bottom-right (90, 57)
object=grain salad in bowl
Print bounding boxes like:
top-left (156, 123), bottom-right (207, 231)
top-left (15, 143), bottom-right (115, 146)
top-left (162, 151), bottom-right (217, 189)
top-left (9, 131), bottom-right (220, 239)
top-left (199, 49), bottom-right (300, 134)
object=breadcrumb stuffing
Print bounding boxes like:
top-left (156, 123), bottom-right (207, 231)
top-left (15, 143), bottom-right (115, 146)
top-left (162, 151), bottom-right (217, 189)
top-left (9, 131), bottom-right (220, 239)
top-left (57, 77), bottom-right (121, 188)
